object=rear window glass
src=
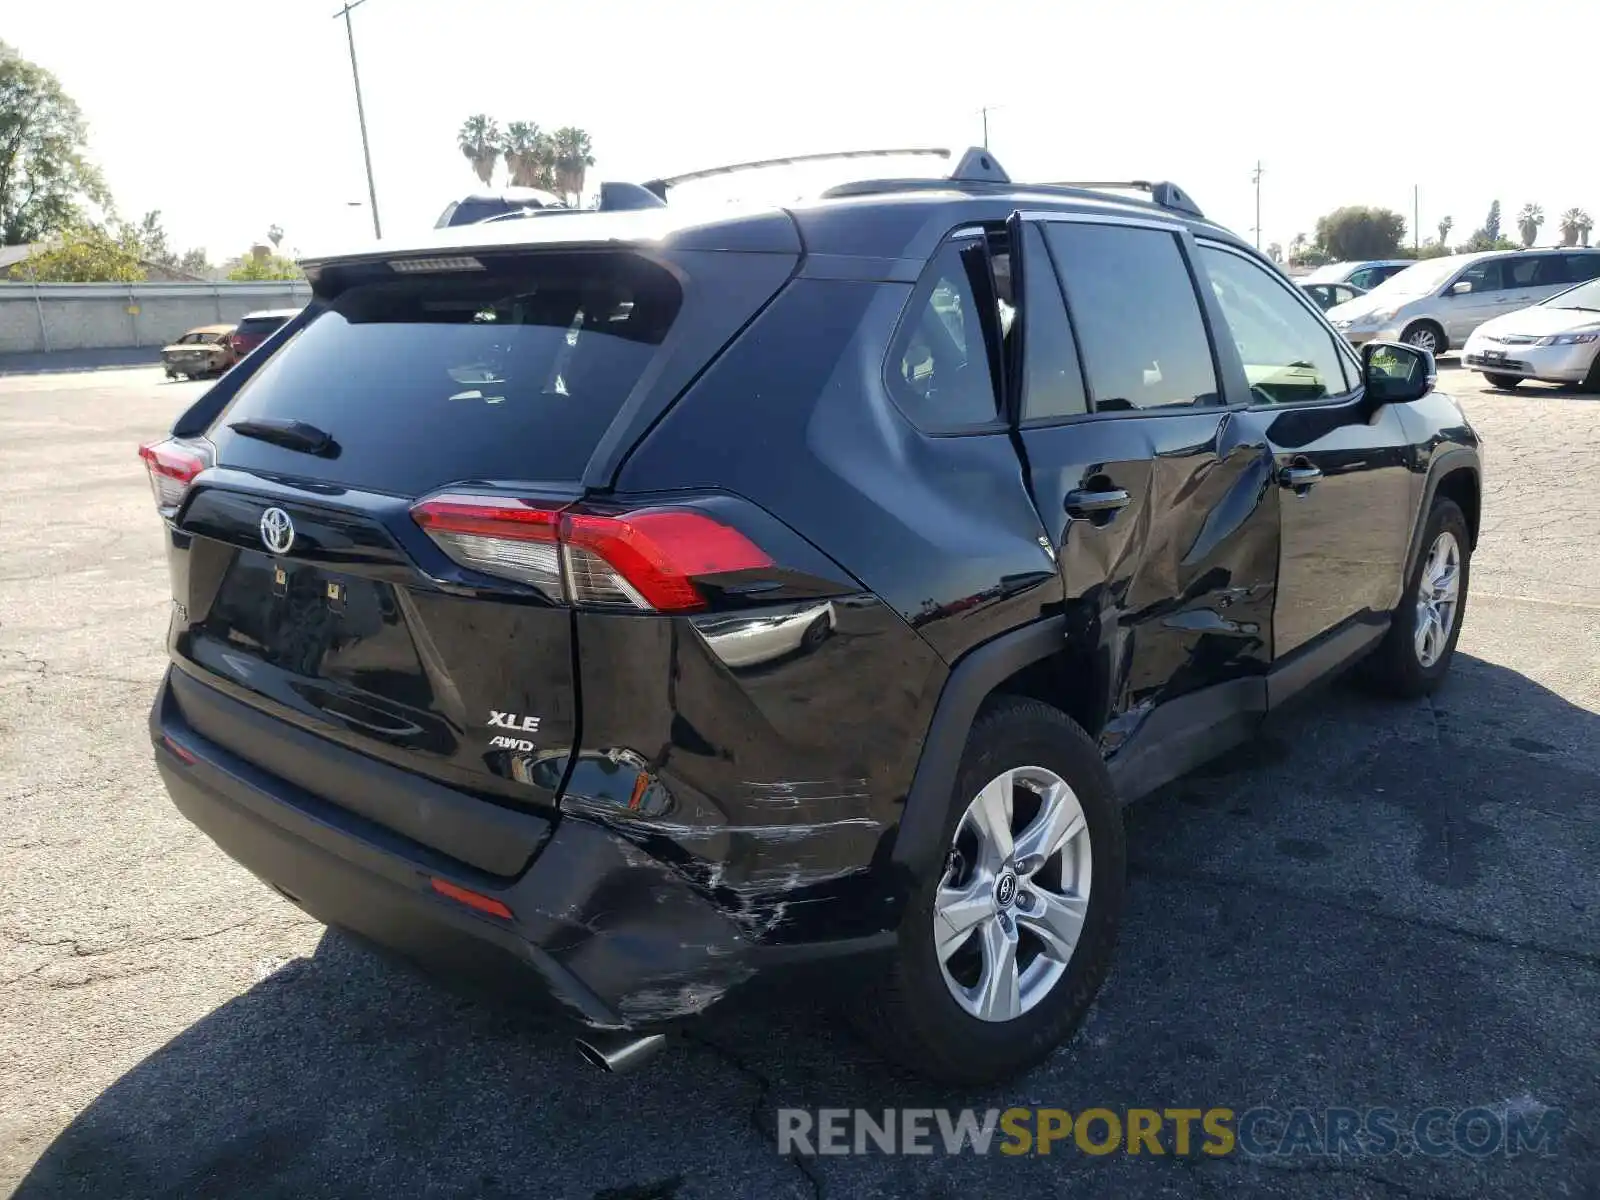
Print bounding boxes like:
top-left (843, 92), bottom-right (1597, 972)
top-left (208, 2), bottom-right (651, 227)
top-left (212, 253), bottom-right (681, 495)
top-left (236, 316), bottom-right (290, 334)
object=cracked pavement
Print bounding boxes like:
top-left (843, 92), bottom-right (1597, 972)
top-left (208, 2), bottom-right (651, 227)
top-left (1, 364), bottom-right (1596, 1198)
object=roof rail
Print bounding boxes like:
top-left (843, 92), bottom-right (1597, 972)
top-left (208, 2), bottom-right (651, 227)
top-left (1043, 180), bottom-right (1204, 220)
top-left (643, 148), bottom-right (952, 199)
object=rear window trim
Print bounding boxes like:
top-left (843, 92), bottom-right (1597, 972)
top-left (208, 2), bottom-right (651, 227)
top-left (881, 224), bottom-right (1012, 439)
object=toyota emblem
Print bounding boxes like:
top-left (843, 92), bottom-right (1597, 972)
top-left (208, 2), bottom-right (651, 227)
top-left (259, 507), bottom-right (295, 555)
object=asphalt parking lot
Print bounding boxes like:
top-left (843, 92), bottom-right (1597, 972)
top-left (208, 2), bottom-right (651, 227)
top-left (1, 362), bottom-right (1596, 1199)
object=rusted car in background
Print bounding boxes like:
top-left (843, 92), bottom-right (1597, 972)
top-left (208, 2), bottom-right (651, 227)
top-left (160, 325), bottom-right (238, 380)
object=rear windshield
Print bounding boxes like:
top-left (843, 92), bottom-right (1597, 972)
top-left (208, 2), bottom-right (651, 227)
top-left (236, 316), bottom-right (291, 335)
top-left (211, 252), bottom-right (681, 495)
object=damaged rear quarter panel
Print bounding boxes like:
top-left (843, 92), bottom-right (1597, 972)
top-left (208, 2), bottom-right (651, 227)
top-left (568, 597), bottom-right (948, 943)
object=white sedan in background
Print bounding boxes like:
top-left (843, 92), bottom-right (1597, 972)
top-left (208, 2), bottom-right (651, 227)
top-left (1462, 276), bottom-right (1600, 390)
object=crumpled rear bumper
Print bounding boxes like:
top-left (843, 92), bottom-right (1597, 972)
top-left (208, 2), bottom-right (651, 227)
top-left (149, 668), bottom-right (892, 1029)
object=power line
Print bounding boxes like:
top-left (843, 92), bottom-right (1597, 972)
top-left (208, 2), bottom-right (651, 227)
top-left (335, 0), bottom-right (382, 239)
top-left (1250, 161), bottom-right (1264, 250)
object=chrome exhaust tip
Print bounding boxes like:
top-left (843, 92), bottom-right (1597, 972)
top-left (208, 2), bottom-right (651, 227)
top-left (575, 1031), bottom-right (669, 1074)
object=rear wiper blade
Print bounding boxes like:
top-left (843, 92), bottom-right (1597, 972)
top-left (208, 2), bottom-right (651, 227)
top-left (227, 417), bottom-right (340, 458)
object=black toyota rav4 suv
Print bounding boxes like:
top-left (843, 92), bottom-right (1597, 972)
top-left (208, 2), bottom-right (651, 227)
top-left (142, 149), bottom-right (1482, 1084)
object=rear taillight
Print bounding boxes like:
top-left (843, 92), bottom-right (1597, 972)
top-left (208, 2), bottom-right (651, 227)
top-left (410, 493), bottom-right (773, 612)
top-left (138, 437), bottom-right (213, 519)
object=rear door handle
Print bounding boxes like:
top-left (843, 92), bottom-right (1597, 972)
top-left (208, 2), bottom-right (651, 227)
top-left (1064, 488), bottom-right (1131, 517)
top-left (1277, 464), bottom-right (1323, 491)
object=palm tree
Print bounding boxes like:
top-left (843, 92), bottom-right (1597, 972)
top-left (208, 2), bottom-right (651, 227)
top-left (552, 127), bottom-right (595, 205)
top-left (1559, 207), bottom-right (1593, 248)
top-left (1436, 215), bottom-right (1452, 249)
top-left (1289, 232), bottom-right (1306, 263)
top-left (457, 114), bottom-right (502, 187)
top-left (1517, 203), bottom-right (1545, 248)
top-left (267, 224), bottom-right (284, 250)
top-left (531, 131), bottom-right (558, 192)
top-left (502, 121), bottom-right (543, 188)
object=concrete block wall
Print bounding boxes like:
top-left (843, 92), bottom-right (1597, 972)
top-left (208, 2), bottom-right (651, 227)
top-left (0, 282), bottom-right (312, 354)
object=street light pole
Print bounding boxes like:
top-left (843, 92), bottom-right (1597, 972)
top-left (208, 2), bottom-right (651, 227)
top-left (335, 0), bottom-right (382, 239)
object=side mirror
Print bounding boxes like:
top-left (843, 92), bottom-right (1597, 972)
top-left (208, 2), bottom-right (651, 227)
top-left (1450, 280), bottom-right (1473, 296)
top-left (1362, 341), bottom-right (1434, 404)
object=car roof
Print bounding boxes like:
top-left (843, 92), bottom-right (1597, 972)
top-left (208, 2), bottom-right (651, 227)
top-left (186, 323), bottom-right (234, 334)
top-left (304, 184), bottom-right (1251, 279)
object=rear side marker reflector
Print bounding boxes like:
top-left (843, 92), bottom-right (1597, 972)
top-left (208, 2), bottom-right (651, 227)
top-left (160, 734), bottom-right (197, 764)
top-left (430, 876), bottom-right (514, 919)
top-left (411, 493), bottom-right (772, 612)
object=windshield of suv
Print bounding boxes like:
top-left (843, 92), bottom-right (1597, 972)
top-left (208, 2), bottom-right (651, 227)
top-left (211, 252), bottom-right (682, 495)
top-left (1365, 257), bottom-right (1464, 299)
top-left (1547, 278), bottom-right (1600, 312)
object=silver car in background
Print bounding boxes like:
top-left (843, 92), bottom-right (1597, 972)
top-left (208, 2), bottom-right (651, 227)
top-left (1326, 248), bottom-right (1600, 357)
top-left (1462, 276), bottom-right (1600, 389)
top-left (1300, 259), bottom-right (1412, 290)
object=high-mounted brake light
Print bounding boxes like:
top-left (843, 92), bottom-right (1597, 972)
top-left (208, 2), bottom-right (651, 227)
top-left (389, 256), bottom-right (485, 274)
top-left (410, 493), bottom-right (773, 612)
top-left (138, 437), bottom-right (213, 519)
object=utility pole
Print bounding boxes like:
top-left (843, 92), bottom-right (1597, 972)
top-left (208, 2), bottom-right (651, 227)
top-left (335, 0), bottom-right (382, 239)
top-left (1250, 161), bottom-right (1264, 249)
top-left (1413, 184), bottom-right (1420, 252)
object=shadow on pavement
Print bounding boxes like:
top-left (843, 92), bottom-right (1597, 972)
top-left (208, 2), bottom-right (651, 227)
top-left (0, 348), bottom-right (161, 376)
top-left (14, 655), bottom-right (1599, 1199)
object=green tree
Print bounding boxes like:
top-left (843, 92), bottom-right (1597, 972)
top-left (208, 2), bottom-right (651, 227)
top-left (1312, 206), bottom-right (1407, 261)
top-left (178, 247), bottom-right (211, 275)
top-left (1559, 207), bottom-right (1592, 247)
top-left (0, 41), bottom-right (111, 245)
top-left (1483, 200), bottom-right (1501, 244)
top-left (267, 223), bottom-right (284, 249)
top-left (227, 246), bottom-right (300, 281)
top-left (1517, 204), bottom-right (1545, 247)
top-left (457, 114), bottom-right (501, 186)
top-left (503, 121), bottom-right (557, 190)
top-left (1436, 215), bottom-right (1452, 250)
top-left (6, 224), bottom-right (143, 281)
top-left (127, 209), bottom-right (182, 267)
top-left (552, 127), bottom-right (594, 204)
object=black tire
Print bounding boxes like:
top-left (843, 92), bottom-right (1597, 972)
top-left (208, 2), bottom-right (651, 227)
top-left (1483, 372), bottom-right (1521, 390)
top-left (1363, 498), bottom-right (1471, 698)
top-left (1400, 321), bottom-right (1446, 357)
top-left (1582, 354), bottom-right (1600, 394)
top-left (854, 697), bottom-right (1126, 1084)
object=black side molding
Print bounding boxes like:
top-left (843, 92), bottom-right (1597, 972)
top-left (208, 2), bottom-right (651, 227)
top-left (1264, 613), bottom-right (1389, 710)
top-left (890, 618), bottom-right (1069, 877)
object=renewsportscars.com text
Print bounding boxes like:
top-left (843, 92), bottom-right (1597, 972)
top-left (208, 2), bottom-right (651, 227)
top-left (776, 1105), bottom-right (1564, 1159)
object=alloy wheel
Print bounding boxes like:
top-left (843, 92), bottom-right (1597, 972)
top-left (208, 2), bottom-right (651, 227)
top-left (1406, 326), bottom-right (1440, 355)
top-left (1414, 530), bottom-right (1461, 668)
top-left (933, 766), bottom-right (1092, 1022)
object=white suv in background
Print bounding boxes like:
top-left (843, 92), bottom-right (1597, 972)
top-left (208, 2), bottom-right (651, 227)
top-left (1462, 276), bottom-right (1600, 389)
top-left (1326, 248), bottom-right (1600, 357)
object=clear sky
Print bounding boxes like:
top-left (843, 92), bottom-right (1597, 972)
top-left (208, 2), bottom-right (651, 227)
top-left (9, 0), bottom-right (1592, 260)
